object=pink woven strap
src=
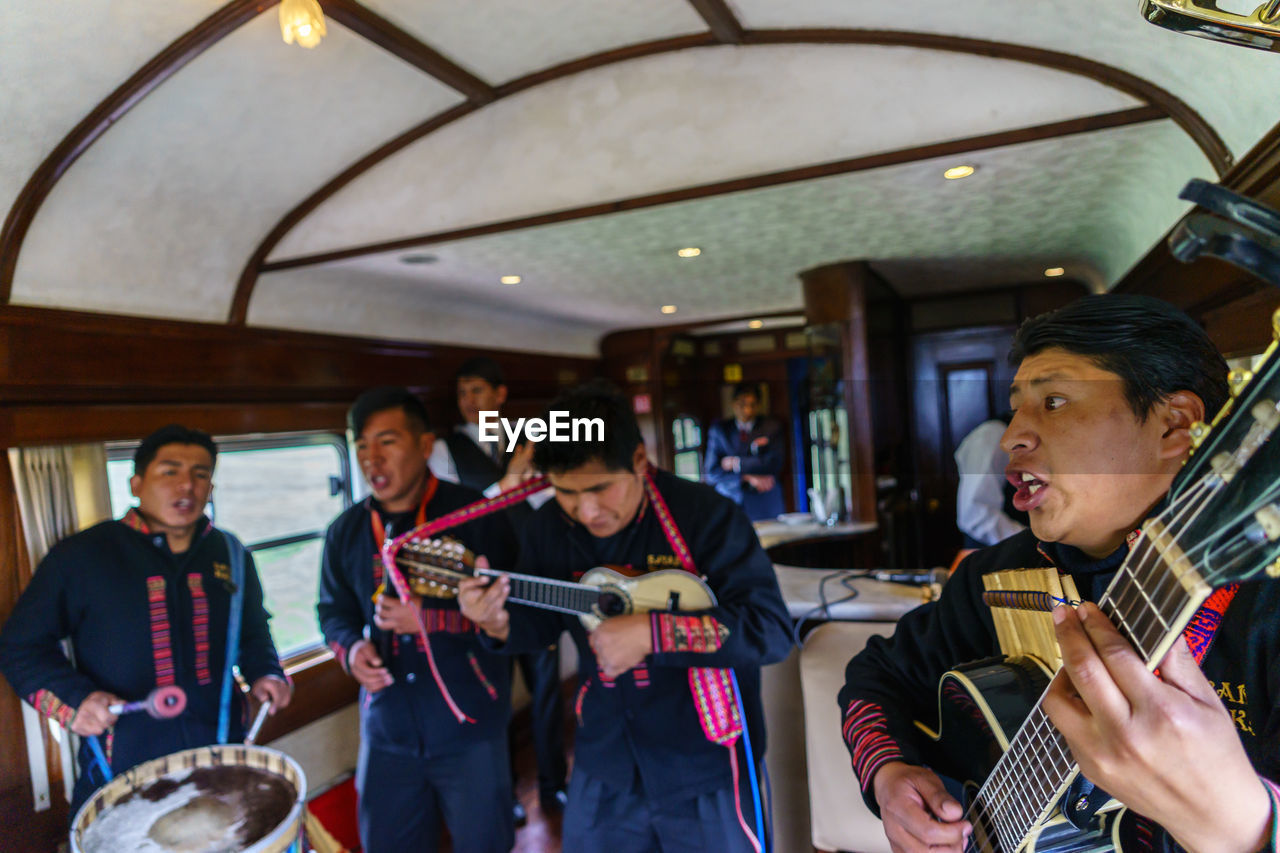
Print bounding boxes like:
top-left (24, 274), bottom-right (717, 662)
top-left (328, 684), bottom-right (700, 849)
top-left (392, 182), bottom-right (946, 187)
top-left (688, 666), bottom-right (742, 746)
top-left (377, 475), bottom-right (549, 724)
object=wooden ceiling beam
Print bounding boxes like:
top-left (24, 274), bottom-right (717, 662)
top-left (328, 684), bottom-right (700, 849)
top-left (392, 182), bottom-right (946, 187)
top-left (324, 0), bottom-right (497, 104)
top-left (259, 105), bottom-right (1166, 272)
top-left (686, 0), bottom-right (745, 44)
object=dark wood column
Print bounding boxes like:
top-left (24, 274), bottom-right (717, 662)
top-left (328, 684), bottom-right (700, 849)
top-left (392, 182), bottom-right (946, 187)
top-left (800, 261), bottom-right (899, 525)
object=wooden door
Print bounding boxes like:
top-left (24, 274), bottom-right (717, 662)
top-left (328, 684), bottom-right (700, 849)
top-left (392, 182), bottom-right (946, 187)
top-left (909, 326), bottom-right (1018, 567)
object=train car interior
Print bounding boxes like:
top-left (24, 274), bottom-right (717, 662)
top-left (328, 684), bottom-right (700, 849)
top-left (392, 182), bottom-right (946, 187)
top-left (5, 2), bottom-right (1280, 851)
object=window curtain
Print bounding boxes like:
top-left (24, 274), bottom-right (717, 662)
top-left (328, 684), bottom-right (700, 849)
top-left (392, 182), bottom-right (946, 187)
top-left (7, 444), bottom-right (111, 810)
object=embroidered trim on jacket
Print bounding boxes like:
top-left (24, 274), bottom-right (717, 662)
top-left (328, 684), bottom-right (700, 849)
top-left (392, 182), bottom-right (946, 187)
top-left (842, 699), bottom-right (907, 792)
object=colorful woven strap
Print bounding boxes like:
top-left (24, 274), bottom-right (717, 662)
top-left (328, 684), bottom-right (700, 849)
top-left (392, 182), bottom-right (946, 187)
top-left (378, 475), bottom-right (551, 724)
top-left (641, 467), bottom-right (744, 747)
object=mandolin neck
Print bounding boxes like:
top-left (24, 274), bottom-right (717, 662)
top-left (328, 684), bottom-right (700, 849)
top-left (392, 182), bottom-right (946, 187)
top-left (474, 567), bottom-right (600, 617)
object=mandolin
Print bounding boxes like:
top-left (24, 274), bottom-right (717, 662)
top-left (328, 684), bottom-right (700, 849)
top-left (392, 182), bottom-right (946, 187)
top-left (393, 537), bottom-right (716, 631)
top-left (921, 321), bottom-right (1280, 853)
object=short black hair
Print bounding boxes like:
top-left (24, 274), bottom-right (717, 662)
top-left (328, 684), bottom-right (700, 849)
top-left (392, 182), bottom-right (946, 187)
top-left (134, 425), bottom-right (217, 475)
top-left (455, 357), bottom-right (505, 389)
top-left (348, 386), bottom-right (431, 437)
top-left (732, 382), bottom-right (760, 401)
top-left (1009, 294), bottom-right (1228, 421)
top-left (533, 380), bottom-right (643, 474)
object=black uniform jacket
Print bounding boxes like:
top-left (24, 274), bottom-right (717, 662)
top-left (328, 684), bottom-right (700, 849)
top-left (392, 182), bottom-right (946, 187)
top-left (838, 529), bottom-right (1280, 816)
top-left (487, 468), bottom-right (793, 803)
top-left (317, 479), bottom-right (518, 757)
top-left (0, 513), bottom-right (284, 775)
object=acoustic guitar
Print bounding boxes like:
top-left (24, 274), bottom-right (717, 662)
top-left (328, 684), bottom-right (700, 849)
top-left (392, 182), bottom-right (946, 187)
top-left (393, 537), bottom-right (716, 630)
top-left (919, 334), bottom-right (1280, 853)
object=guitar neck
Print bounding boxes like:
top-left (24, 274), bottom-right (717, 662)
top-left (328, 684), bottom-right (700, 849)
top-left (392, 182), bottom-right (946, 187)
top-left (475, 567), bottom-right (600, 617)
top-left (968, 516), bottom-right (1215, 853)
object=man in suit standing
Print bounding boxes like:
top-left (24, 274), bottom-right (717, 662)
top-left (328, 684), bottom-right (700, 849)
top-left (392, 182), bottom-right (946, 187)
top-left (428, 357), bottom-right (568, 821)
top-left (704, 382), bottom-right (786, 521)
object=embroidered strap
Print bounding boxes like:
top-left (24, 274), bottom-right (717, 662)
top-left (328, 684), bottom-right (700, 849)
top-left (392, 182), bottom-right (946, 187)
top-left (146, 576), bottom-right (175, 686)
top-left (640, 467), bottom-right (744, 743)
top-left (378, 474), bottom-right (550, 724)
top-left (1184, 583), bottom-right (1238, 664)
top-left (187, 574), bottom-right (212, 685)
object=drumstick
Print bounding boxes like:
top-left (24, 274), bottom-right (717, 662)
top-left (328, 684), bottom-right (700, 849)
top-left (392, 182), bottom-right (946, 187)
top-left (244, 699), bottom-right (272, 745)
top-left (108, 685), bottom-right (187, 719)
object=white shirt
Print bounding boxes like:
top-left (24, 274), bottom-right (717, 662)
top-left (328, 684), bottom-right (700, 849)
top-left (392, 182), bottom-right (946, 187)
top-left (429, 423), bottom-right (553, 509)
top-left (953, 419), bottom-right (1026, 547)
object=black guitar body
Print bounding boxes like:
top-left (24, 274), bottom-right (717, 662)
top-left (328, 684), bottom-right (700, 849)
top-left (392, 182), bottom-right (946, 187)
top-left (919, 656), bottom-right (1120, 853)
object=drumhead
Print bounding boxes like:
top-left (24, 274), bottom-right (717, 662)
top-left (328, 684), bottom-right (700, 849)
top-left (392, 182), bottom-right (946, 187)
top-left (70, 744), bottom-right (307, 853)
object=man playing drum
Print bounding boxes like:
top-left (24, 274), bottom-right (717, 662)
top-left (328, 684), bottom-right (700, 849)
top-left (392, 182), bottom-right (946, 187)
top-left (0, 424), bottom-right (292, 817)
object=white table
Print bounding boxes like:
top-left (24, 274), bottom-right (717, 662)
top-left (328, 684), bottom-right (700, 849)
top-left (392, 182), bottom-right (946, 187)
top-left (753, 518), bottom-right (878, 550)
top-left (774, 564), bottom-right (931, 622)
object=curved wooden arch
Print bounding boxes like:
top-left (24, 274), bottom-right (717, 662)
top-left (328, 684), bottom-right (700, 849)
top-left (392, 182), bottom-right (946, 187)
top-left (231, 28), bottom-right (1230, 323)
top-left (0, 0), bottom-right (277, 304)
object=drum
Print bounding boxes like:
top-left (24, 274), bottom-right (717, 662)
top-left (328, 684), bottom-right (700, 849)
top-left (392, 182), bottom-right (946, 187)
top-left (70, 744), bottom-right (307, 853)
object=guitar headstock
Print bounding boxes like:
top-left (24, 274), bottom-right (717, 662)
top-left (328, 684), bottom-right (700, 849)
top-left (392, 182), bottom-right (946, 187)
top-left (394, 536), bottom-right (476, 595)
top-left (1169, 307), bottom-right (1280, 585)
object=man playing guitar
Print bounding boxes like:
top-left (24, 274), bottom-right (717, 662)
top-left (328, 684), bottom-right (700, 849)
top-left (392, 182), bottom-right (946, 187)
top-left (839, 294), bottom-right (1280, 853)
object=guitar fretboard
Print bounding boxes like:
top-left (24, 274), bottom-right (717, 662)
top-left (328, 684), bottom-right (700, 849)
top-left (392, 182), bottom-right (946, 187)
top-left (476, 568), bottom-right (601, 617)
top-left (966, 507), bottom-right (1212, 853)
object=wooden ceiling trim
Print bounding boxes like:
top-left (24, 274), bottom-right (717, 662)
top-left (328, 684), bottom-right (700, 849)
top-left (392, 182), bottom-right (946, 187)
top-left (0, 0), bottom-right (276, 305)
top-left (259, 105), bottom-right (1165, 272)
top-left (686, 0), bottom-right (745, 44)
top-left (324, 0), bottom-right (497, 103)
top-left (743, 29), bottom-right (1231, 177)
top-left (232, 29), bottom-right (1218, 322)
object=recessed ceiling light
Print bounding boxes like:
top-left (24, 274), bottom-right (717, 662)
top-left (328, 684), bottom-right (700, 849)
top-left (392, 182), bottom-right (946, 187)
top-left (1044, 267), bottom-right (1065, 277)
top-left (748, 320), bottom-right (764, 329)
top-left (400, 253), bottom-right (438, 265)
top-left (943, 165), bottom-right (976, 180)
top-left (661, 305), bottom-right (678, 314)
top-left (500, 275), bottom-right (522, 285)
top-left (677, 247), bottom-right (702, 258)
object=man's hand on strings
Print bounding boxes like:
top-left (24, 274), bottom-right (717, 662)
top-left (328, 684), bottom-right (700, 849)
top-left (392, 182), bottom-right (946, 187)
top-left (373, 590), bottom-right (423, 635)
top-left (588, 613), bottom-right (652, 678)
top-left (872, 761), bottom-right (971, 853)
top-left (1044, 602), bottom-right (1270, 853)
top-left (457, 555), bottom-right (511, 642)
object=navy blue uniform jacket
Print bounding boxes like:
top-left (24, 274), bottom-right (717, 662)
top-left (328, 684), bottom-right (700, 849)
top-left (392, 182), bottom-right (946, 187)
top-left (703, 416), bottom-right (786, 521)
top-left (489, 468), bottom-right (793, 803)
top-left (317, 479), bottom-right (518, 756)
top-left (0, 515), bottom-right (284, 779)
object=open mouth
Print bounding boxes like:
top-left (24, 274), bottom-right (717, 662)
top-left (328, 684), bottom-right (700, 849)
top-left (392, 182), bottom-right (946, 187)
top-left (369, 473), bottom-right (390, 491)
top-left (174, 498), bottom-right (195, 512)
top-left (1009, 470), bottom-right (1049, 511)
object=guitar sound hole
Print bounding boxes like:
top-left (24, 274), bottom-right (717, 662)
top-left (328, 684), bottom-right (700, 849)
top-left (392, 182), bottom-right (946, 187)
top-left (597, 591), bottom-right (627, 617)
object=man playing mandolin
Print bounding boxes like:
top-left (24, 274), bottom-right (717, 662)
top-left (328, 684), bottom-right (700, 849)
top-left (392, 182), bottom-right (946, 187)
top-left (839, 294), bottom-right (1280, 853)
top-left (459, 380), bottom-right (793, 852)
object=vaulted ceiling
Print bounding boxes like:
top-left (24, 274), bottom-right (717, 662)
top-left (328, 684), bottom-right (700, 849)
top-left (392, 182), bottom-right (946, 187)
top-left (5, 1), bottom-right (1279, 355)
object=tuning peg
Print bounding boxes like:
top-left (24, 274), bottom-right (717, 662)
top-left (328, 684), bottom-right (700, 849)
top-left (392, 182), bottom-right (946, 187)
top-left (1228, 369), bottom-right (1253, 397)
top-left (1273, 306), bottom-right (1280, 340)
top-left (1252, 399), bottom-right (1280, 430)
top-left (1189, 421), bottom-right (1211, 449)
top-left (1268, 556), bottom-right (1280, 579)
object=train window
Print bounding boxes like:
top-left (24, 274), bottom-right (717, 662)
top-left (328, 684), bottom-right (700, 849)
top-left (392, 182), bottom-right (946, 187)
top-left (671, 416), bottom-right (702, 481)
top-left (105, 432), bottom-right (351, 657)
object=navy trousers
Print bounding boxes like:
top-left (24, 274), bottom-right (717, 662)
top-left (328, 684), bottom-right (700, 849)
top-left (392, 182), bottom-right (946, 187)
top-left (561, 766), bottom-right (766, 853)
top-left (356, 737), bottom-right (513, 853)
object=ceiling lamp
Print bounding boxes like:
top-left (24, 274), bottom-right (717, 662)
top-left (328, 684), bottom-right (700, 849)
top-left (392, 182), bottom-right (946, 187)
top-left (1044, 267), bottom-right (1066, 277)
top-left (748, 320), bottom-right (764, 329)
top-left (280, 0), bottom-right (326, 49)
top-left (943, 165), bottom-right (976, 180)
top-left (677, 247), bottom-right (702, 258)
top-left (500, 275), bottom-right (522, 285)
top-left (661, 305), bottom-right (678, 314)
